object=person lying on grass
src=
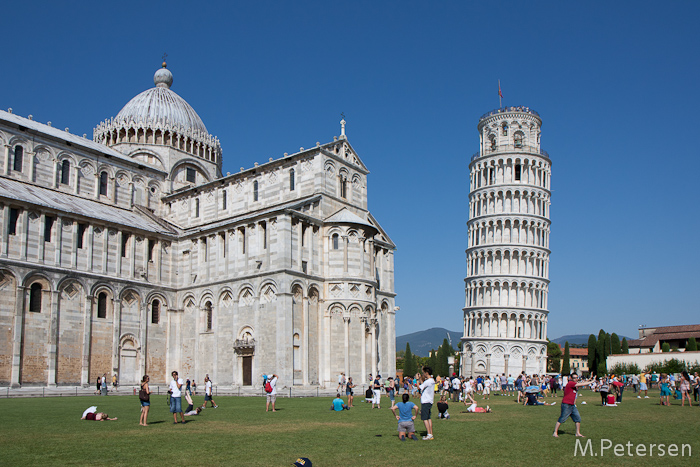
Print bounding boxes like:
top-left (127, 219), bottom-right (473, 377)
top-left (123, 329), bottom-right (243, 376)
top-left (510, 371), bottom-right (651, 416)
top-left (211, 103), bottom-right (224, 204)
top-left (82, 412), bottom-right (117, 421)
top-left (464, 402), bottom-right (492, 413)
top-left (524, 393), bottom-right (556, 406)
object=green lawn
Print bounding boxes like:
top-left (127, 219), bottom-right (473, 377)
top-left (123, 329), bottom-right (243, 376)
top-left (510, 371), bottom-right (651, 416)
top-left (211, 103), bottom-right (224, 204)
top-left (0, 389), bottom-right (697, 466)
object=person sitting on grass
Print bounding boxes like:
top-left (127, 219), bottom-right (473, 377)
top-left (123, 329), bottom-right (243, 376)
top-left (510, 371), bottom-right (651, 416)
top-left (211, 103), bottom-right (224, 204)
top-left (465, 402), bottom-right (492, 413)
top-left (391, 393), bottom-right (419, 441)
top-left (524, 392), bottom-right (555, 406)
top-left (437, 395), bottom-right (450, 419)
top-left (331, 394), bottom-right (349, 411)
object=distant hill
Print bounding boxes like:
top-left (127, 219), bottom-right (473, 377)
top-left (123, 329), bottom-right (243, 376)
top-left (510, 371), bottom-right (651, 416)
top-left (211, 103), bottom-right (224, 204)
top-left (551, 334), bottom-right (632, 346)
top-left (396, 328), bottom-right (462, 357)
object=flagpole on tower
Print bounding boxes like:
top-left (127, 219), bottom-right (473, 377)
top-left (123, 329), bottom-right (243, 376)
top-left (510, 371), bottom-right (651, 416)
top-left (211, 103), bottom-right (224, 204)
top-left (498, 80), bottom-right (503, 109)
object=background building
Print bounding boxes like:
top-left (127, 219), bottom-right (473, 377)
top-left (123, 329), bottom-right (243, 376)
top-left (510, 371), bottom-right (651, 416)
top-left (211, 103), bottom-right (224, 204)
top-left (0, 63), bottom-right (396, 388)
top-left (461, 106), bottom-right (551, 377)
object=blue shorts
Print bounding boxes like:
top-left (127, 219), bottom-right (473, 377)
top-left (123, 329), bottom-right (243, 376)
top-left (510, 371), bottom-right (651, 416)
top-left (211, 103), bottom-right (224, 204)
top-left (170, 396), bottom-right (182, 413)
top-left (557, 403), bottom-right (581, 424)
top-left (141, 400), bottom-right (150, 407)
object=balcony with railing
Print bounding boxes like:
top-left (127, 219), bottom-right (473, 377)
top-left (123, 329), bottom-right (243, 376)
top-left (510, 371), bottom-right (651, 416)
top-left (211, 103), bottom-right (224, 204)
top-left (471, 145), bottom-right (550, 162)
top-left (478, 106), bottom-right (540, 122)
top-left (234, 338), bottom-right (256, 354)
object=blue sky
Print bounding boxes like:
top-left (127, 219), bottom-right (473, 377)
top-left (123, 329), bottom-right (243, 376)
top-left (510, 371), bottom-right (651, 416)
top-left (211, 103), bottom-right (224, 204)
top-left (2, 1), bottom-right (698, 340)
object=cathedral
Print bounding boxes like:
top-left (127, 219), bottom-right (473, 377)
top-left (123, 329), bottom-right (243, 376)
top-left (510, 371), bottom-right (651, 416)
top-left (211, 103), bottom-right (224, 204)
top-left (0, 63), bottom-right (396, 388)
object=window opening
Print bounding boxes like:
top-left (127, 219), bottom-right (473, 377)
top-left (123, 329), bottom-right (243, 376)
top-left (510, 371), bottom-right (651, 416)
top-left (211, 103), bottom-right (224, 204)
top-left (151, 300), bottom-right (160, 324)
top-left (205, 301), bottom-right (213, 331)
top-left (253, 181), bottom-right (259, 201)
top-left (77, 223), bottom-right (87, 249)
top-left (8, 208), bottom-right (19, 235)
top-left (148, 239), bottom-right (155, 261)
top-left (290, 169), bottom-right (295, 191)
top-left (97, 292), bottom-right (107, 318)
top-left (195, 198), bottom-right (200, 217)
top-left (514, 164), bottom-right (521, 181)
top-left (222, 189), bottom-right (227, 210)
top-left (44, 216), bottom-right (55, 242)
top-left (29, 283), bottom-right (42, 312)
top-left (60, 160), bottom-right (70, 185)
top-left (332, 233), bottom-right (339, 250)
top-left (121, 234), bottom-right (130, 257)
top-left (13, 146), bottom-right (23, 172)
top-left (186, 167), bottom-right (196, 183)
top-left (99, 172), bottom-right (108, 196)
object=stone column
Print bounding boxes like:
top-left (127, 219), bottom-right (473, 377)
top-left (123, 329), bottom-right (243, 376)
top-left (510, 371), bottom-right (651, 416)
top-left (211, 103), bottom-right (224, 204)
top-left (94, 172), bottom-right (100, 199)
top-left (10, 285), bottom-right (26, 387)
top-left (139, 301), bottom-right (147, 377)
top-left (71, 222), bottom-right (79, 268)
top-left (361, 319), bottom-right (367, 384)
top-left (371, 318), bottom-right (377, 376)
top-left (522, 355), bottom-right (527, 373)
top-left (87, 225), bottom-right (94, 271)
top-left (20, 210), bottom-right (28, 260)
top-left (302, 296), bottom-right (309, 386)
top-left (156, 240), bottom-right (162, 283)
top-left (73, 165), bottom-right (80, 194)
top-left (3, 144), bottom-right (10, 175)
top-left (503, 354), bottom-right (510, 376)
top-left (81, 295), bottom-right (93, 386)
top-left (25, 151), bottom-right (36, 182)
top-left (112, 299), bottom-right (121, 375)
top-left (470, 351), bottom-right (476, 377)
top-left (54, 216), bottom-right (63, 266)
top-left (343, 316), bottom-right (350, 379)
top-left (485, 353), bottom-right (492, 376)
top-left (1, 205), bottom-right (8, 257)
top-left (129, 235), bottom-right (137, 279)
top-left (343, 235), bottom-right (348, 274)
top-left (115, 231), bottom-right (123, 275)
top-left (47, 290), bottom-right (60, 386)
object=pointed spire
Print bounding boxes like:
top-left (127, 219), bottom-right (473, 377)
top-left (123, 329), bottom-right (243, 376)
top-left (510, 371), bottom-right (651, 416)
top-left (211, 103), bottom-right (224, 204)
top-left (340, 112), bottom-right (346, 139)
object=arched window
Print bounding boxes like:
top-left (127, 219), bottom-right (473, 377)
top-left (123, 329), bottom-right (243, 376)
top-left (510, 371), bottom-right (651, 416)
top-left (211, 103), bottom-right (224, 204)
top-left (501, 123), bottom-right (508, 136)
top-left (60, 160), bottom-right (70, 185)
top-left (29, 283), bottom-right (42, 312)
top-left (13, 146), bottom-right (23, 172)
top-left (489, 134), bottom-right (496, 150)
top-left (97, 292), bottom-right (107, 318)
top-left (289, 169), bottom-right (295, 191)
top-left (514, 131), bottom-right (524, 148)
top-left (253, 181), bottom-right (259, 201)
top-left (332, 233), bottom-right (339, 250)
top-left (222, 189), bottom-right (227, 210)
top-left (339, 176), bottom-right (347, 199)
top-left (151, 300), bottom-right (160, 324)
top-left (99, 171), bottom-right (108, 196)
top-left (514, 164), bottom-right (522, 182)
top-left (205, 301), bottom-right (213, 331)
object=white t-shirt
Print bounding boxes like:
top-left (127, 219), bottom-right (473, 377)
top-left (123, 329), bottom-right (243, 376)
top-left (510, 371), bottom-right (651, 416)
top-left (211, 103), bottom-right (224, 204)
top-left (269, 376), bottom-right (278, 395)
top-left (205, 380), bottom-right (212, 396)
top-left (452, 378), bottom-right (461, 390)
top-left (170, 378), bottom-right (183, 397)
top-left (420, 378), bottom-right (435, 404)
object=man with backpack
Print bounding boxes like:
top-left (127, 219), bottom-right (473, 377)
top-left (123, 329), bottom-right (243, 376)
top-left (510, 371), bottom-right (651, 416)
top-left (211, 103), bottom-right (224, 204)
top-left (265, 374), bottom-right (278, 412)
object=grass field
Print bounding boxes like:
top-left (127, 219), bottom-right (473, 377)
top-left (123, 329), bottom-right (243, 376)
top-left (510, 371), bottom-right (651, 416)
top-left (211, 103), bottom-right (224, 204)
top-left (0, 389), bottom-right (697, 466)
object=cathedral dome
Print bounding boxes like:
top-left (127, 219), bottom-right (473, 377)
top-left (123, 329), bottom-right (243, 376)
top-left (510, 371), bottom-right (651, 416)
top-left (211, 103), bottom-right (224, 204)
top-left (114, 63), bottom-right (208, 134)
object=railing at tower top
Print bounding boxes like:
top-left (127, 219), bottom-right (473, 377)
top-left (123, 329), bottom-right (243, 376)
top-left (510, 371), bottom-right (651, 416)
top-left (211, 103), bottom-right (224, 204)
top-left (471, 145), bottom-right (550, 162)
top-left (479, 106), bottom-right (540, 121)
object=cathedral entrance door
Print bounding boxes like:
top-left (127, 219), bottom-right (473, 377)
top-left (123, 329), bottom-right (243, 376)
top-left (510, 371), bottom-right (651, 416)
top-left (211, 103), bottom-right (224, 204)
top-left (242, 356), bottom-right (252, 386)
top-left (119, 349), bottom-right (137, 385)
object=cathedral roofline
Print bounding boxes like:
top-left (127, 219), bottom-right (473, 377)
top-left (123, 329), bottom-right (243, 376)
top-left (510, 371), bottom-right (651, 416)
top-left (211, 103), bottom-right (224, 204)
top-left (0, 110), bottom-right (167, 177)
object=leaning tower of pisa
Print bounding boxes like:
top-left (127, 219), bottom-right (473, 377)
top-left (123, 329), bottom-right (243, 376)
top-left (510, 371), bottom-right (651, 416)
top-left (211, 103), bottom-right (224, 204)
top-left (461, 106), bottom-right (551, 378)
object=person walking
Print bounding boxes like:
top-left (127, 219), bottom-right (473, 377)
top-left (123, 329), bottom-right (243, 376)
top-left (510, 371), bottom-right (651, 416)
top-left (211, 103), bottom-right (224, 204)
top-left (101, 374), bottom-right (108, 396)
top-left (139, 375), bottom-right (151, 426)
top-left (680, 371), bottom-right (693, 407)
top-left (169, 371), bottom-right (185, 424)
top-left (553, 373), bottom-right (592, 438)
top-left (266, 373), bottom-right (278, 412)
top-left (418, 366), bottom-right (435, 440)
top-left (203, 376), bottom-right (219, 408)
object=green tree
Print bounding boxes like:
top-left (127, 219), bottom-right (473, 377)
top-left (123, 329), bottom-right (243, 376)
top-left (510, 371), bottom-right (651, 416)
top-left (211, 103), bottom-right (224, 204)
top-left (403, 343), bottom-right (415, 378)
top-left (547, 341), bottom-right (562, 372)
top-left (687, 337), bottom-right (698, 352)
top-left (587, 334), bottom-right (597, 375)
top-left (561, 341), bottom-right (571, 375)
top-left (596, 329), bottom-right (607, 375)
top-left (604, 332), bottom-right (611, 358)
top-left (621, 337), bottom-right (629, 354)
top-left (428, 350), bottom-right (437, 375)
top-left (662, 342), bottom-right (671, 352)
top-left (610, 333), bottom-right (622, 354)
